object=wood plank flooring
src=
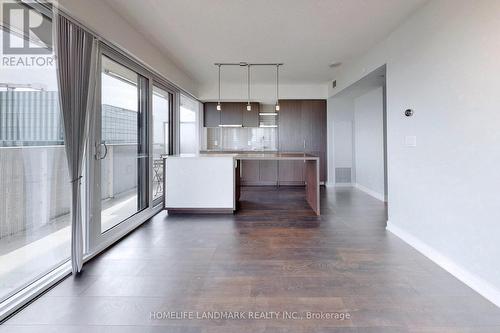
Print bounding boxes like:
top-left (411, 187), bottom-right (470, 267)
top-left (2, 186), bottom-right (500, 332)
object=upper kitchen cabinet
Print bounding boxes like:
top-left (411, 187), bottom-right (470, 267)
top-left (204, 102), bottom-right (220, 127)
top-left (242, 102), bottom-right (259, 127)
top-left (204, 102), bottom-right (260, 127)
top-left (278, 100), bottom-right (303, 151)
top-left (301, 100), bottom-right (327, 152)
top-left (220, 102), bottom-right (242, 126)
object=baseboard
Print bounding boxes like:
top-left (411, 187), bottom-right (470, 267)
top-left (354, 183), bottom-right (386, 202)
top-left (386, 222), bottom-right (500, 308)
top-left (241, 181), bottom-right (278, 186)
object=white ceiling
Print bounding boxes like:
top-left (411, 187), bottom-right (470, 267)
top-left (104, 0), bottom-right (426, 87)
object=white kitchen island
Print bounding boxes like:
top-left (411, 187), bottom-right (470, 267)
top-left (164, 152), bottom-right (319, 215)
top-left (164, 154), bottom-right (239, 213)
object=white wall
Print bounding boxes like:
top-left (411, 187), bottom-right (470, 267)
top-left (56, 0), bottom-right (198, 96)
top-left (354, 87), bottom-right (385, 200)
top-left (330, 0), bottom-right (500, 305)
top-left (198, 82), bottom-right (328, 103)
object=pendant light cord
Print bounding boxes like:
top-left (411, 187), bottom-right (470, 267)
top-left (247, 65), bottom-right (251, 106)
top-left (276, 64), bottom-right (280, 107)
top-left (218, 64), bottom-right (221, 104)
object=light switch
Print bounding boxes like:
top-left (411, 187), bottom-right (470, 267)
top-left (405, 135), bottom-right (417, 147)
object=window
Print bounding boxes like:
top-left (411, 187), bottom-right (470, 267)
top-left (0, 3), bottom-right (70, 302)
top-left (180, 94), bottom-right (199, 154)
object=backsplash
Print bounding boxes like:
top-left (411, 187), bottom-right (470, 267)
top-left (203, 127), bottom-right (278, 151)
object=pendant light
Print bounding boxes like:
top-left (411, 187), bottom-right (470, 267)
top-left (275, 64), bottom-right (280, 111)
top-left (217, 64), bottom-right (222, 111)
top-left (246, 65), bottom-right (252, 111)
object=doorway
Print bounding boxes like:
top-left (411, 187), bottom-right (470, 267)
top-left (329, 65), bottom-right (388, 212)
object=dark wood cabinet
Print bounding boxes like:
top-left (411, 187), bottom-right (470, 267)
top-left (203, 102), bottom-right (220, 127)
top-left (278, 160), bottom-right (304, 185)
top-left (241, 160), bottom-right (260, 184)
top-left (302, 100), bottom-right (327, 152)
top-left (241, 160), bottom-right (279, 185)
top-left (205, 99), bottom-right (327, 184)
top-left (278, 100), bottom-right (303, 151)
top-left (242, 102), bottom-right (259, 127)
top-left (259, 160), bottom-right (278, 184)
top-left (204, 102), bottom-right (260, 127)
top-left (220, 102), bottom-right (242, 126)
top-left (278, 99), bottom-right (327, 184)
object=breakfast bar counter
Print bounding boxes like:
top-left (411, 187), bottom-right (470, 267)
top-left (164, 152), bottom-right (320, 215)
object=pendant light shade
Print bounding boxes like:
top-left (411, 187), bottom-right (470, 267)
top-left (275, 64), bottom-right (280, 111)
top-left (217, 64), bottom-right (222, 111)
top-left (246, 65), bottom-right (252, 111)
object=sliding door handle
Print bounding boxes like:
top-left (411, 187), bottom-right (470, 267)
top-left (101, 141), bottom-right (108, 159)
top-left (95, 141), bottom-right (108, 160)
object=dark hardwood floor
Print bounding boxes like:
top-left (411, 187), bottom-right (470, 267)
top-left (3, 187), bottom-right (500, 332)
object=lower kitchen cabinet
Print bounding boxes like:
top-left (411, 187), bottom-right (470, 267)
top-left (278, 160), bottom-right (304, 185)
top-left (241, 160), bottom-right (279, 185)
top-left (241, 160), bottom-right (260, 184)
top-left (259, 160), bottom-right (278, 184)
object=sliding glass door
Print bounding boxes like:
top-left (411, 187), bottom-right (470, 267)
top-left (98, 56), bottom-right (148, 233)
top-left (0, 2), bottom-right (70, 302)
top-left (88, 49), bottom-right (150, 249)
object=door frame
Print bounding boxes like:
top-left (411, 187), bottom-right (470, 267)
top-left (86, 43), bottom-right (174, 252)
top-left (151, 81), bottom-right (177, 207)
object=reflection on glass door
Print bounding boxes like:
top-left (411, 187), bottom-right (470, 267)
top-left (152, 86), bottom-right (172, 203)
top-left (180, 94), bottom-right (199, 154)
top-left (0, 3), bottom-right (70, 303)
top-left (99, 56), bottom-right (148, 233)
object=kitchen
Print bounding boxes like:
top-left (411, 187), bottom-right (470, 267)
top-left (164, 63), bottom-right (327, 216)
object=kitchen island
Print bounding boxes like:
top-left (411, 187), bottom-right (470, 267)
top-left (164, 152), bottom-right (320, 215)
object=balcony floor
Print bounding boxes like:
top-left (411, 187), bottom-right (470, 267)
top-left (0, 191), bottom-right (140, 302)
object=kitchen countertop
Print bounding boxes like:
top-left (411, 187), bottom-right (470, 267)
top-left (199, 150), bottom-right (278, 154)
top-left (234, 152), bottom-right (319, 160)
top-left (164, 152), bottom-right (318, 161)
